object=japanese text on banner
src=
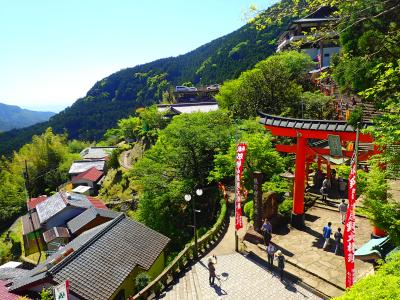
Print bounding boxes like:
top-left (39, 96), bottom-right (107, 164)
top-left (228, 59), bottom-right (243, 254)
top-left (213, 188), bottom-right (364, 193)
top-left (235, 143), bottom-right (247, 230)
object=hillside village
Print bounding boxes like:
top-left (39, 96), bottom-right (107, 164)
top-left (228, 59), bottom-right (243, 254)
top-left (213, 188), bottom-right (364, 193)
top-left (1, 1), bottom-right (400, 300)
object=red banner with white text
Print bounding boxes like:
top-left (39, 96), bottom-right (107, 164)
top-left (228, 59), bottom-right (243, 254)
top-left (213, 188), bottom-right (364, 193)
top-left (235, 143), bottom-right (247, 230)
top-left (344, 155), bottom-right (357, 288)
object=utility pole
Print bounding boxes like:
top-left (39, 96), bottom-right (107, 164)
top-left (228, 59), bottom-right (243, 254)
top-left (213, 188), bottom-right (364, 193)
top-left (24, 160), bottom-right (42, 264)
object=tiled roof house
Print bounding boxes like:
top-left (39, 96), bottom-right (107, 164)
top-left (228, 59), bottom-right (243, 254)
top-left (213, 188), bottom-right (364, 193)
top-left (9, 214), bottom-right (170, 300)
top-left (71, 167), bottom-right (104, 195)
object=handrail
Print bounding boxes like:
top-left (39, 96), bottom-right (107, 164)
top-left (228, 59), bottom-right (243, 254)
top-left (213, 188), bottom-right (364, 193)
top-left (129, 200), bottom-right (228, 300)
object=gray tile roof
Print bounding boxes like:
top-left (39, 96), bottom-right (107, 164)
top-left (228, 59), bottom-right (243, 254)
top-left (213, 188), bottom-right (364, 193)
top-left (68, 160), bottom-right (105, 175)
top-left (10, 215), bottom-right (170, 300)
top-left (0, 268), bottom-right (30, 281)
top-left (259, 112), bottom-right (372, 132)
top-left (67, 208), bottom-right (120, 235)
top-left (80, 147), bottom-right (116, 160)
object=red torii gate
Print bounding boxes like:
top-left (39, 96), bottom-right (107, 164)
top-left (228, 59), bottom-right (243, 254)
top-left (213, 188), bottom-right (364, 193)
top-left (259, 113), bottom-right (378, 228)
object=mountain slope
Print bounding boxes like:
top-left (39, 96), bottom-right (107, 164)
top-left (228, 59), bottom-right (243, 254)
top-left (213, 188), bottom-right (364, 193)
top-left (0, 103), bottom-right (55, 132)
top-left (0, 4), bottom-right (291, 156)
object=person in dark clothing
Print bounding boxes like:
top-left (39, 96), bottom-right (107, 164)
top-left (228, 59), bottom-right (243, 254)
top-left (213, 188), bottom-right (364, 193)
top-left (334, 228), bottom-right (343, 255)
top-left (208, 255), bottom-right (217, 285)
top-left (261, 219), bottom-right (272, 246)
top-left (275, 250), bottom-right (285, 281)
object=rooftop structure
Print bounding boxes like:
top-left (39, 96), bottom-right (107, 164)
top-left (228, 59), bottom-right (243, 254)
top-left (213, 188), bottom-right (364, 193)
top-left (80, 146), bottom-right (116, 160)
top-left (68, 160), bottom-right (106, 176)
top-left (26, 195), bottom-right (48, 211)
top-left (157, 102), bottom-right (219, 117)
top-left (10, 214), bottom-right (170, 300)
top-left (35, 192), bottom-right (93, 229)
top-left (42, 227), bottom-right (71, 243)
top-left (67, 207), bottom-right (120, 236)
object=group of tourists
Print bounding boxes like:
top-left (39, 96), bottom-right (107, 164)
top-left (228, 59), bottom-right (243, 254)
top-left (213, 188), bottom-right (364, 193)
top-left (321, 199), bottom-right (348, 254)
top-left (318, 170), bottom-right (348, 204)
top-left (322, 222), bottom-right (344, 255)
top-left (261, 219), bottom-right (285, 281)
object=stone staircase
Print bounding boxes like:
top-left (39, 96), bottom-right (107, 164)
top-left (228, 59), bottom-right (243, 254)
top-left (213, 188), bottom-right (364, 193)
top-left (158, 265), bottom-right (202, 300)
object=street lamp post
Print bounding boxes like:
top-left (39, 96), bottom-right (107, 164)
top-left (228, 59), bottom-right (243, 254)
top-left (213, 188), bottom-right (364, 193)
top-left (185, 188), bottom-right (203, 259)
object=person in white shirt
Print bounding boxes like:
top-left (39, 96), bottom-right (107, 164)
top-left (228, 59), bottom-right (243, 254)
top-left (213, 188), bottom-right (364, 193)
top-left (338, 199), bottom-right (348, 224)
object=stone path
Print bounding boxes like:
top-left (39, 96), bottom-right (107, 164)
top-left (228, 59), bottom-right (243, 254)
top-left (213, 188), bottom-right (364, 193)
top-left (245, 205), bottom-right (374, 298)
top-left (159, 253), bottom-right (321, 300)
top-left (159, 196), bottom-right (375, 299)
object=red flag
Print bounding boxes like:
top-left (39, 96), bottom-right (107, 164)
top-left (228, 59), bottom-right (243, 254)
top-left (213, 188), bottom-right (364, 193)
top-left (344, 155), bottom-right (357, 288)
top-left (235, 143), bottom-right (247, 230)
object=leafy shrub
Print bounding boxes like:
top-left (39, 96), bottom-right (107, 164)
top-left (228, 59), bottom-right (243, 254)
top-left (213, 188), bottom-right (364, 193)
top-left (135, 272), bottom-right (151, 292)
top-left (243, 201), bottom-right (254, 220)
top-left (334, 251), bottom-right (400, 300)
top-left (263, 175), bottom-right (290, 195)
top-left (278, 198), bottom-right (293, 218)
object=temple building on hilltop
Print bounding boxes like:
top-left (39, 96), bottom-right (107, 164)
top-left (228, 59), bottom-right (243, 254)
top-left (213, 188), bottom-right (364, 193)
top-left (277, 6), bottom-right (340, 68)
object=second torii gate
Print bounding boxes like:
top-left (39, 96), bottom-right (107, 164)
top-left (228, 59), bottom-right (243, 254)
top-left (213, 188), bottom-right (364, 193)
top-left (259, 113), bottom-right (378, 228)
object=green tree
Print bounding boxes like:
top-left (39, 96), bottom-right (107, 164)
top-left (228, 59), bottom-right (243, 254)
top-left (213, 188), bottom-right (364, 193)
top-left (209, 119), bottom-right (284, 189)
top-left (131, 110), bottom-right (233, 249)
top-left (334, 251), bottom-right (400, 300)
top-left (216, 51), bottom-right (313, 119)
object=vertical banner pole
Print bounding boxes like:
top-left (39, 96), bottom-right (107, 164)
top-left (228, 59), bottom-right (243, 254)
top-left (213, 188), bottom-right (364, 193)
top-left (234, 143), bottom-right (247, 251)
top-left (344, 123), bottom-right (360, 288)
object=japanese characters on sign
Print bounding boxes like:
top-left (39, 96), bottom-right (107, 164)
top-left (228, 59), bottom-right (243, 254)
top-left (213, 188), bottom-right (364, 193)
top-left (328, 134), bottom-right (343, 157)
top-left (54, 280), bottom-right (69, 300)
top-left (235, 143), bottom-right (247, 230)
top-left (344, 156), bottom-right (357, 288)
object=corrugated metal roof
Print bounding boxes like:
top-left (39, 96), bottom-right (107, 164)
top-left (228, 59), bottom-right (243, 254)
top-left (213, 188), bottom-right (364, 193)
top-left (68, 160), bottom-right (105, 175)
top-left (36, 193), bottom-right (67, 224)
top-left (71, 167), bottom-right (104, 183)
top-left (259, 112), bottom-right (372, 132)
top-left (80, 147), bottom-right (116, 160)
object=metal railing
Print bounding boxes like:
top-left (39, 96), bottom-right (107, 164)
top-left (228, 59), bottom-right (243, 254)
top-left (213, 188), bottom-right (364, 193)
top-left (129, 201), bottom-right (228, 300)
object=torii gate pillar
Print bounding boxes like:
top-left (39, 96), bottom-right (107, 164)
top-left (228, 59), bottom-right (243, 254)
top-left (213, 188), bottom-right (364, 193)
top-left (292, 134), bottom-right (306, 228)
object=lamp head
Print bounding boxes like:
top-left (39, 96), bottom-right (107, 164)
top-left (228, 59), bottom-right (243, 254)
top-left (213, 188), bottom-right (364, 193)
top-left (184, 194), bottom-right (191, 202)
top-left (196, 189), bottom-right (203, 196)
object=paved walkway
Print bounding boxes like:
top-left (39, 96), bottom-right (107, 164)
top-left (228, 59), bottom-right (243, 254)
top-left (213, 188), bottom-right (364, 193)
top-left (159, 253), bottom-right (320, 300)
top-left (245, 204), bottom-right (374, 298)
top-left (160, 196), bottom-right (375, 299)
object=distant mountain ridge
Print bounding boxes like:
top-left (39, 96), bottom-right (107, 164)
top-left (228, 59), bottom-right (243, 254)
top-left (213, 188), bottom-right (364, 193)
top-left (0, 0), bottom-right (292, 156)
top-left (0, 103), bottom-right (55, 132)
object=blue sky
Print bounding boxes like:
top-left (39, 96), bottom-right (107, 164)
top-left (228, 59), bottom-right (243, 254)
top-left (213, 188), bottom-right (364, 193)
top-left (0, 0), bottom-right (278, 112)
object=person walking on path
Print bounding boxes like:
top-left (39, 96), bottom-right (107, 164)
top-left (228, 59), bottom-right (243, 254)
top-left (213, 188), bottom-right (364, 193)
top-left (320, 177), bottom-right (329, 204)
top-left (322, 222), bottom-right (332, 250)
top-left (261, 219), bottom-right (272, 246)
top-left (338, 177), bottom-right (347, 199)
top-left (334, 228), bottom-right (343, 255)
top-left (208, 255), bottom-right (217, 286)
top-left (267, 243), bottom-right (276, 268)
top-left (338, 199), bottom-right (348, 224)
top-left (275, 250), bottom-right (285, 281)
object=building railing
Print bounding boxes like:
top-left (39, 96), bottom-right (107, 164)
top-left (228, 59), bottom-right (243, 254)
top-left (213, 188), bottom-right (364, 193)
top-left (129, 200), bottom-right (228, 300)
